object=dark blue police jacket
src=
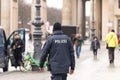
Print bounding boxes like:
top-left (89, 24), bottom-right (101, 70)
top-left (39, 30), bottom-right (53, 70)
top-left (40, 31), bottom-right (75, 74)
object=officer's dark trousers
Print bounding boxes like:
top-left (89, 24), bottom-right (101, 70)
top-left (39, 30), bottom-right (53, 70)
top-left (51, 74), bottom-right (67, 80)
top-left (108, 47), bottom-right (115, 63)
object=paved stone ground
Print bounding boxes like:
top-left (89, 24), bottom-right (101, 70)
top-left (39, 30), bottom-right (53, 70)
top-left (0, 40), bottom-right (120, 80)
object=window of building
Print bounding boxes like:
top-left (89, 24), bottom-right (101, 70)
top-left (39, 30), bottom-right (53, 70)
top-left (119, 0), bottom-right (120, 8)
top-left (118, 20), bottom-right (120, 33)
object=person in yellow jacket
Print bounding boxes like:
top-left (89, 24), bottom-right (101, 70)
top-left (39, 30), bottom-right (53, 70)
top-left (105, 29), bottom-right (118, 64)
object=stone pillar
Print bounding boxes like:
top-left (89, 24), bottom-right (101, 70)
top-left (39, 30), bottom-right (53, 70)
top-left (94, 0), bottom-right (102, 39)
top-left (102, 0), bottom-right (114, 41)
top-left (10, 0), bottom-right (18, 33)
top-left (108, 0), bottom-right (114, 32)
top-left (108, 0), bottom-right (114, 22)
top-left (102, 0), bottom-right (108, 41)
top-left (114, 0), bottom-right (120, 33)
top-left (71, 0), bottom-right (77, 25)
top-left (82, 0), bottom-right (86, 38)
top-left (41, 0), bottom-right (47, 39)
top-left (62, 0), bottom-right (72, 25)
top-left (77, 0), bottom-right (86, 37)
top-left (1, 0), bottom-right (18, 37)
top-left (1, 0), bottom-right (10, 37)
top-left (31, 0), bottom-right (36, 34)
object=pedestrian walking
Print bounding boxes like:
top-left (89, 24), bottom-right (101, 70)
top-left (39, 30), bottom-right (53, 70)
top-left (105, 29), bottom-right (118, 64)
top-left (39, 22), bottom-right (75, 80)
top-left (74, 34), bottom-right (83, 58)
top-left (118, 35), bottom-right (120, 51)
top-left (116, 32), bottom-right (120, 52)
top-left (29, 32), bottom-right (32, 41)
top-left (10, 33), bottom-right (24, 68)
top-left (90, 36), bottom-right (100, 56)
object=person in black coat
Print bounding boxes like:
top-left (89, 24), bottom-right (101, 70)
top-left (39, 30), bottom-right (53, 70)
top-left (91, 36), bottom-right (100, 56)
top-left (40, 22), bottom-right (75, 80)
top-left (10, 33), bottom-right (24, 68)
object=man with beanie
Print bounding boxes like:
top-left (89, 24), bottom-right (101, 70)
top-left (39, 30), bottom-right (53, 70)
top-left (40, 22), bottom-right (75, 80)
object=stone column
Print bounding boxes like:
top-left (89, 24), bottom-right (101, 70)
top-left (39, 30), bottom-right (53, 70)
top-left (102, 0), bottom-right (114, 41)
top-left (10, 0), bottom-right (18, 33)
top-left (31, 0), bottom-right (36, 34)
top-left (77, 0), bottom-right (86, 37)
top-left (41, 0), bottom-right (47, 39)
top-left (62, 0), bottom-right (72, 25)
top-left (108, 0), bottom-right (114, 31)
top-left (71, 0), bottom-right (77, 25)
top-left (94, 0), bottom-right (102, 39)
top-left (1, 0), bottom-right (18, 37)
top-left (1, 0), bottom-right (10, 37)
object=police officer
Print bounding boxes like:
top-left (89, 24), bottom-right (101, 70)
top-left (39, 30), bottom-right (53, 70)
top-left (40, 22), bottom-right (75, 80)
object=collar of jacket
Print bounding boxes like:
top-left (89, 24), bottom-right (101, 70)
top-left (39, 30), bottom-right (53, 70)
top-left (53, 30), bottom-right (63, 35)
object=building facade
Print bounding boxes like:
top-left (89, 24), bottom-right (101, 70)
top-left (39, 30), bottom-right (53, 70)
top-left (62, 0), bottom-right (120, 41)
top-left (62, 0), bottom-right (86, 38)
top-left (91, 0), bottom-right (120, 41)
top-left (0, 0), bottom-right (18, 37)
top-left (0, 0), bottom-right (47, 38)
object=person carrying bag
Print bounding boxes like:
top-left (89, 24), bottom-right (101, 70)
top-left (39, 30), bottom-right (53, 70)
top-left (105, 29), bottom-right (118, 64)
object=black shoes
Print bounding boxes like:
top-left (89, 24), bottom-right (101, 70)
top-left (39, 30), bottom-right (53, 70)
top-left (15, 65), bottom-right (17, 69)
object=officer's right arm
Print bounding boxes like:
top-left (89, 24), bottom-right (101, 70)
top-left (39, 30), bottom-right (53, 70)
top-left (40, 38), bottom-right (52, 69)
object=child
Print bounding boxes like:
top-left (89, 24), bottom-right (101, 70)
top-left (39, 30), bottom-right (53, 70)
top-left (91, 36), bottom-right (100, 56)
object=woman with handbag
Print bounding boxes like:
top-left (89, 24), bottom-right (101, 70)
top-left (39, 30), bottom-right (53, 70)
top-left (105, 29), bottom-right (118, 64)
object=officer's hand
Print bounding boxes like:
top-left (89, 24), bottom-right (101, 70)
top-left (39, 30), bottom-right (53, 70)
top-left (69, 69), bottom-right (74, 75)
top-left (39, 67), bottom-right (44, 72)
top-left (18, 45), bottom-right (21, 48)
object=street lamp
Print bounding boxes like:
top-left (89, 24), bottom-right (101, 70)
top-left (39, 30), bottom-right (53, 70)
top-left (32, 0), bottom-right (44, 71)
top-left (91, 0), bottom-right (95, 39)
